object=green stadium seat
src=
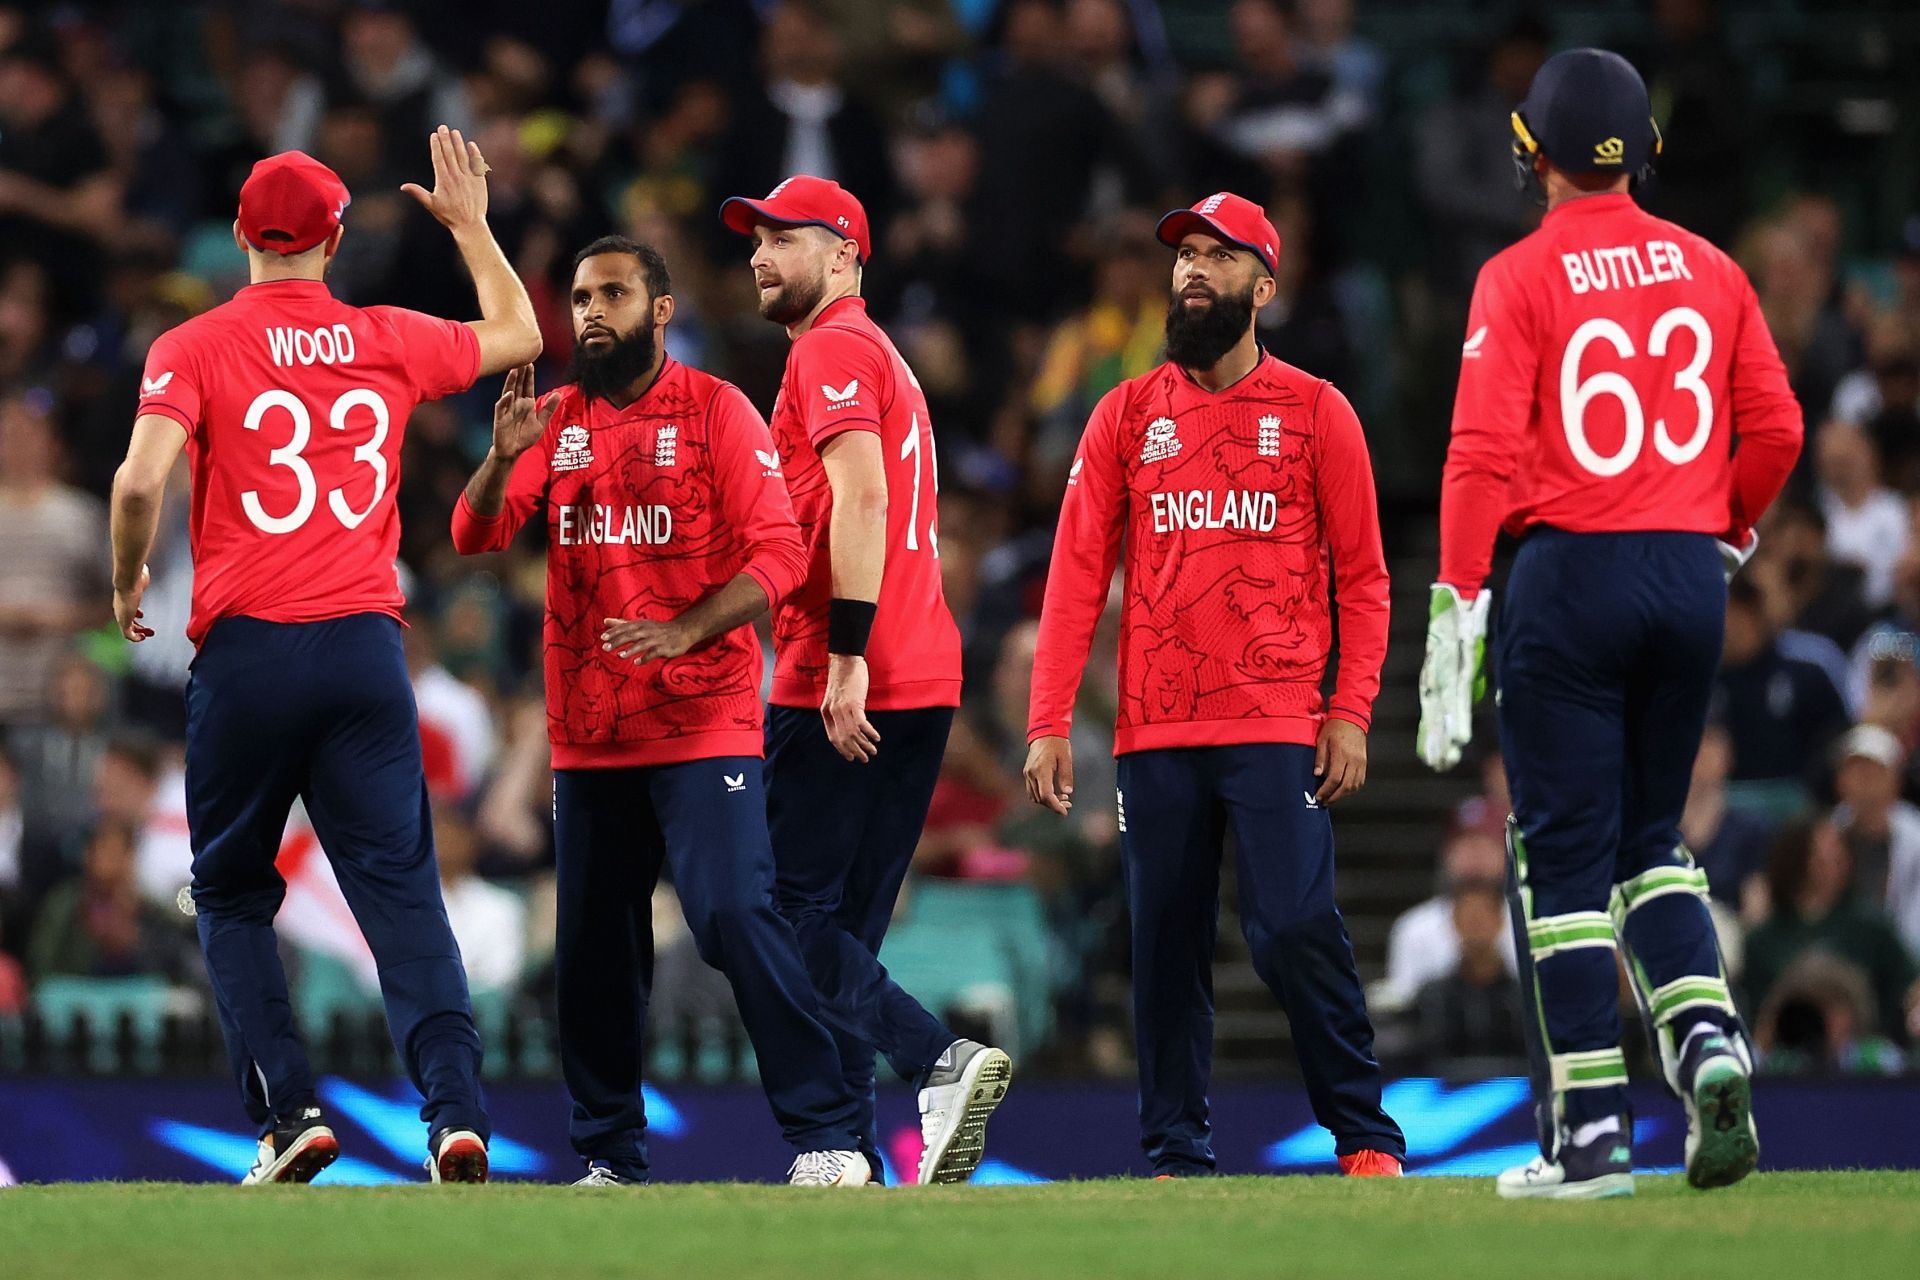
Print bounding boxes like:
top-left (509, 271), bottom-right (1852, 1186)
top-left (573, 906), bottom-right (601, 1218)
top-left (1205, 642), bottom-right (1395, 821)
top-left (32, 976), bottom-right (172, 1073)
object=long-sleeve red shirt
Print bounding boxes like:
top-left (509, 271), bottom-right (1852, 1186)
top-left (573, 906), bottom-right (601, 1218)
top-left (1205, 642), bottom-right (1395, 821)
top-left (1439, 192), bottom-right (1803, 592)
top-left (451, 359), bottom-right (806, 769)
top-left (1028, 354), bottom-right (1391, 755)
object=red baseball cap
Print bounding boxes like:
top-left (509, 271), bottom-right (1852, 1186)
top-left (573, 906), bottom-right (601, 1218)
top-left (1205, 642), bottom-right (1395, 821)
top-left (1155, 192), bottom-right (1281, 276)
top-left (238, 152), bottom-right (351, 255)
top-left (719, 175), bottom-right (871, 263)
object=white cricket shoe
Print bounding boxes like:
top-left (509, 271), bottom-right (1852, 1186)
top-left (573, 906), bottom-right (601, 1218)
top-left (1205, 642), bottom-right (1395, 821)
top-left (788, 1150), bottom-right (872, 1187)
top-left (917, 1039), bottom-right (1013, 1185)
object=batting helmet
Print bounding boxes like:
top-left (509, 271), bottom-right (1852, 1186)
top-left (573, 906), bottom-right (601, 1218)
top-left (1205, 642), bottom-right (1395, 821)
top-left (1510, 48), bottom-right (1662, 198)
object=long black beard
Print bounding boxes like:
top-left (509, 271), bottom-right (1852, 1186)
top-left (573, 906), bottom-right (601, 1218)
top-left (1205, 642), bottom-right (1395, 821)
top-left (569, 324), bottom-right (658, 403)
top-left (1164, 285), bottom-right (1255, 372)
top-left (760, 271), bottom-right (827, 328)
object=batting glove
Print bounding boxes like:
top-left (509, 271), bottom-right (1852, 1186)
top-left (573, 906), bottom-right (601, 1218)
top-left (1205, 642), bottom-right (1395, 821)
top-left (1417, 583), bottom-right (1491, 772)
top-left (1715, 529), bottom-right (1759, 583)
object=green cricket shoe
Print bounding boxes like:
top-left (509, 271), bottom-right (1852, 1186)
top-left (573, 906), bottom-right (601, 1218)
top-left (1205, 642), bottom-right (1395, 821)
top-left (1681, 1032), bottom-right (1760, 1189)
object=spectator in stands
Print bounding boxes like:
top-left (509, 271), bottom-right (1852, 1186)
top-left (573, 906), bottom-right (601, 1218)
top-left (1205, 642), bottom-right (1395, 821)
top-left (0, 747), bottom-right (32, 954)
top-left (1636, 0), bottom-right (1749, 249)
top-left (338, 0), bottom-right (471, 186)
top-left (1830, 724), bottom-right (1920, 958)
top-left (1029, 212), bottom-right (1164, 450)
top-left (1755, 950), bottom-right (1908, 1076)
top-left (1829, 315), bottom-right (1920, 444)
top-left (405, 616), bottom-right (497, 804)
top-left (1752, 500), bottom-right (1874, 654)
top-left (968, 0), bottom-right (1124, 325)
top-left (434, 806), bottom-right (526, 996)
top-left (814, 0), bottom-right (967, 125)
top-left (1383, 829), bottom-right (1515, 1009)
top-left (1743, 816), bottom-right (1919, 1045)
top-left (0, 391), bottom-right (108, 725)
top-left (1814, 420), bottom-right (1908, 608)
top-left (1747, 215), bottom-right (1858, 435)
top-left (1413, 17), bottom-right (1547, 302)
top-left (27, 817), bottom-right (192, 984)
top-left (709, 0), bottom-right (895, 243)
top-left (0, 911), bottom-right (24, 1014)
top-left (0, 35), bottom-right (118, 320)
top-left (1685, 720), bottom-right (1775, 914)
top-left (1294, 0), bottom-right (1387, 127)
top-left (89, 734), bottom-right (163, 903)
top-left (1451, 750), bottom-right (1511, 841)
top-left (7, 651), bottom-right (112, 854)
top-left (1717, 575), bottom-right (1849, 788)
top-left (1408, 878), bottom-right (1527, 1071)
top-left (1253, 194), bottom-right (1356, 393)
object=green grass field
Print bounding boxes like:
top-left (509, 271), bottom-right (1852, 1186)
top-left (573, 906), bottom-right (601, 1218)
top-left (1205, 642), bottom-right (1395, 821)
top-left (2, 1174), bottom-right (1916, 1279)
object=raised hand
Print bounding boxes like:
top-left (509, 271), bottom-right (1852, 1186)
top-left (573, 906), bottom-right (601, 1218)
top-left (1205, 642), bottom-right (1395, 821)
top-left (400, 125), bottom-right (491, 232)
top-left (492, 365), bottom-right (555, 461)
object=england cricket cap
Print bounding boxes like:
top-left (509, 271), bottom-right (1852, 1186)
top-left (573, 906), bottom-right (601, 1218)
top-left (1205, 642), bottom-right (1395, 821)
top-left (1155, 192), bottom-right (1281, 276)
top-left (719, 175), bottom-right (871, 263)
top-left (239, 152), bottom-right (351, 255)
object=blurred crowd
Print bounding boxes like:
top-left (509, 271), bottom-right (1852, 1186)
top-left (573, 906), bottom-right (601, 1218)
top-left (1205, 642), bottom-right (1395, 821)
top-left (2, 0), bottom-right (1919, 1079)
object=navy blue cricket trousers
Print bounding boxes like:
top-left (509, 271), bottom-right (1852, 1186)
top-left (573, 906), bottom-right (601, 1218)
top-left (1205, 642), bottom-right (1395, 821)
top-left (765, 704), bottom-right (959, 1176)
top-left (186, 614), bottom-right (486, 1142)
top-left (1497, 529), bottom-right (1738, 1142)
top-left (553, 759), bottom-right (863, 1177)
top-left (1117, 743), bottom-right (1403, 1173)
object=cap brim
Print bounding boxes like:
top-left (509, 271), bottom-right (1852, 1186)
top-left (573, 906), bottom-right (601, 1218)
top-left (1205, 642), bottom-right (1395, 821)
top-left (1154, 209), bottom-right (1275, 275)
top-left (718, 197), bottom-right (867, 261)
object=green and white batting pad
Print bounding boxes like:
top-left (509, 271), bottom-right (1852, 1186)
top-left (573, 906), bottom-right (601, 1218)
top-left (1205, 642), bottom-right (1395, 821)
top-left (1612, 862), bottom-right (1711, 916)
top-left (1647, 974), bottom-right (1736, 1027)
top-left (1549, 1048), bottom-right (1629, 1091)
top-left (1525, 910), bottom-right (1617, 959)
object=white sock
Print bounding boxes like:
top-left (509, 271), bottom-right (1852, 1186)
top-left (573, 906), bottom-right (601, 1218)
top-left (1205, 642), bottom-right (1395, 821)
top-left (1570, 1115), bottom-right (1622, 1147)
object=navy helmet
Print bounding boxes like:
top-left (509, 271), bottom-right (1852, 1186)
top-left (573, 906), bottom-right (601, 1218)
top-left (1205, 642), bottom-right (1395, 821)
top-left (1511, 48), bottom-right (1662, 195)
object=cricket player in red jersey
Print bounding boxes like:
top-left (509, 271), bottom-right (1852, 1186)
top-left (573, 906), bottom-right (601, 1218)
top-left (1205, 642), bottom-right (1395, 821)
top-left (451, 235), bottom-right (874, 1187)
top-left (719, 176), bottom-right (1011, 1185)
top-left (1419, 50), bottom-right (1802, 1199)
top-left (1024, 192), bottom-right (1405, 1178)
top-left (107, 129), bottom-right (543, 1184)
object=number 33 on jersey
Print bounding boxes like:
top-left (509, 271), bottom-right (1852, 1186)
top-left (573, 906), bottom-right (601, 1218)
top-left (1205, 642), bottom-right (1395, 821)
top-left (1438, 192), bottom-right (1803, 592)
top-left (136, 278), bottom-right (482, 643)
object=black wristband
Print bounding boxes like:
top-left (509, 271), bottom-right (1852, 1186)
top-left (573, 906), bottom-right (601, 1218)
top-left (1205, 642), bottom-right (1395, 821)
top-left (828, 598), bottom-right (878, 657)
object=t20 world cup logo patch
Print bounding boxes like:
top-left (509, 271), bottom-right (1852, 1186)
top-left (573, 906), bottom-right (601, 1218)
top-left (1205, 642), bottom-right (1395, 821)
top-left (552, 424), bottom-right (592, 472)
top-left (1142, 416), bottom-right (1182, 464)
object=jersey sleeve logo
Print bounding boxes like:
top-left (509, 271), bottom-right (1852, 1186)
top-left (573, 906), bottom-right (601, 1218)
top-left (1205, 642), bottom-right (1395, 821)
top-left (1462, 326), bottom-right (1488, 358)
top-left (1257, 415), bottom-right (1282, 457)
top-left (1067, 456), bottom-right (1085, 486)
top-left (822, 379), bottom-right (861, 408)
top-left (755, 447), bottom-right (782, 477)
top-left (141, 371), bottom-right (175, 396)
top-left (1142, 416), bottom-right (1183, 464)
top-left (553, 424), bottom-right (593, 472)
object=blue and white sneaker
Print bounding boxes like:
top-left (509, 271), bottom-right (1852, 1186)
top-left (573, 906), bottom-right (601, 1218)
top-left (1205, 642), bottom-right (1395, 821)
top-left (240, 1106), bottom-right (338, 1185)
top-left (1679, 1029), bottom-right (1759, 1189)
top-left (1496, 1118), bottom-right (1634, 1200)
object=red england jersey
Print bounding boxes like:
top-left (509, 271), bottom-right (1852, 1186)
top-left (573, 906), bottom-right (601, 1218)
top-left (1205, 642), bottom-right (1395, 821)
top-left (767, 296), bottom-right (962, 709)
top-left (451, 360), bottom-right (807, 769)
top-left (1027, 354), bottom-right (1390, 755)
top-left (1439, 192), bottom-right (1803, 591)
top-left (135, 279), bottom-right (480, 644)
